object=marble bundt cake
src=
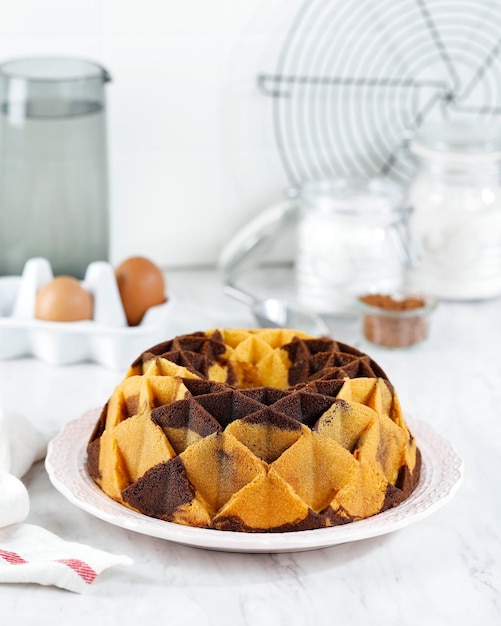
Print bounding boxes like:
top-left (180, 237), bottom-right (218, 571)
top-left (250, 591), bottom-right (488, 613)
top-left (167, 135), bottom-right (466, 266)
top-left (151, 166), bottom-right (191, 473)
top-left (87, 329), bottom-right (421, 532)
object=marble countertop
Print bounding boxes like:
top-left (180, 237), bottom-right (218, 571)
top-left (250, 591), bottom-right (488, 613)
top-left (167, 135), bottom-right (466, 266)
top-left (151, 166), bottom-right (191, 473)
top-left (1, 267), bottom-right (500, 625)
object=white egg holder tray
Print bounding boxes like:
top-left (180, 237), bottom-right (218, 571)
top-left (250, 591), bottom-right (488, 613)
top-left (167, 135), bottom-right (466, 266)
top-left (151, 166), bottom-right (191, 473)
top-left (0, 258), bottom-right (172, 369)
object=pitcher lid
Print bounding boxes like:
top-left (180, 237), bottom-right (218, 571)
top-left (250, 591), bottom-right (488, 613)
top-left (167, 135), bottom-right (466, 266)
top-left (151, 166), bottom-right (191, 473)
top-left (0, 57), bottom-right (110, 83)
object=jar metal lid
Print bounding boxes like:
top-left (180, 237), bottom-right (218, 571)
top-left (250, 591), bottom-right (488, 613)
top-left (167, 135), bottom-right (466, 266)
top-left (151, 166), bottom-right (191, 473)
top-left (291, 177), bottom-right (405, 216)
top-left (410, 121), bottom-right (501, 163)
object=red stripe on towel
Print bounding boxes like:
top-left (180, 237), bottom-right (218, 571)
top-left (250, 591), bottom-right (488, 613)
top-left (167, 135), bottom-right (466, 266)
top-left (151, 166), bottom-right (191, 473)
top-left (57, 559), bottom-right (98, 584)
top-left (0, 550), bottom-right (97, 585)
top-left (0, 549), bottom-right (28, 565)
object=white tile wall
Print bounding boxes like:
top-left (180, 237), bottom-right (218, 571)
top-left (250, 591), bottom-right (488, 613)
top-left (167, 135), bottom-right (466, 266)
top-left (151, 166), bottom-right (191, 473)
top-left (0, 0), bottom-right (301, 268)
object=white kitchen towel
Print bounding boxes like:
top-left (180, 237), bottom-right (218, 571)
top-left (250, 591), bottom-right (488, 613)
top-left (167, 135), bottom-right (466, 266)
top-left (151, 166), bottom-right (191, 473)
top-left (0, 524), bottom-right (133, 593)
top-left (0, 406), bottom-right (132, 593)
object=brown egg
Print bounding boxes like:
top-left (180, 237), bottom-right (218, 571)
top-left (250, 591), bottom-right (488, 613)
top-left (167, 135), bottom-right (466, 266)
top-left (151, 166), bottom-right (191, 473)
top-left (114, 256), bottom-right (166, 326)
top-left (35, 276), bottom-right (93, 322)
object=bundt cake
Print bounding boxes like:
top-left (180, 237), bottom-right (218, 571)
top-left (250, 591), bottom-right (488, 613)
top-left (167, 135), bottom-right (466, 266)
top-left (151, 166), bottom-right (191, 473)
top-left (87, 329), bottom-right (421, 532)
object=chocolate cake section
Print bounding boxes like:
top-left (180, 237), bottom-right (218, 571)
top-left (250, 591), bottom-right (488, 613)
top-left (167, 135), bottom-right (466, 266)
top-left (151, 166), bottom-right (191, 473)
top-left (86, 438), bottom-right (101, 481)
top-left (214, 506), bottom-right (354, 533)
top-left (270, 391), bottom-right (336, 428)
top-left (298, 379), bottom-right (345, 398)
top-left (237, 407), bottom-right (304, 431)
top-left (151, 398), bottom-right (222, 454)
top-left (283, 336), bottom-right (391, 386)
top-left (382, 450), bottom-right (422, 513)
top-left (180, 378), bottom-right (228, 397)
top-left (151, 399), bottom-right (222, 437)
top-left (193, 390), bottom-right (265, 428)
top-left (89, 328), bottom-right (421, 533)
top-left (131, 331), bottom-right (227, 372)
top-left (394, 447), bottom-right (422, 495)
top-left (122, 457), bottom-right (194, 519)
top-left (86, 404), bottom-right (108, 480)
top-left (240, 387), bottom-right (291, 405)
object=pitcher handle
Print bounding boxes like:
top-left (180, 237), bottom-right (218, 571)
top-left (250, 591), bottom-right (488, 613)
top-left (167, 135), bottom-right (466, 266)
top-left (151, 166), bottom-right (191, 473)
top-left (219, 200), bottom-right (298, 282)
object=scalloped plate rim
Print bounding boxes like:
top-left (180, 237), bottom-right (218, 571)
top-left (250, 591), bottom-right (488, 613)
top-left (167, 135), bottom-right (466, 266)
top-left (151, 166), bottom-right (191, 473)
top-left (45, 408), bottom-right (464, 553)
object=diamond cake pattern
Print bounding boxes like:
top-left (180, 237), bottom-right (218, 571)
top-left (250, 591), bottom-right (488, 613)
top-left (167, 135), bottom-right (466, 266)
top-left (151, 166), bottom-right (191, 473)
top-left (87, 329), bottom-right (421, 532)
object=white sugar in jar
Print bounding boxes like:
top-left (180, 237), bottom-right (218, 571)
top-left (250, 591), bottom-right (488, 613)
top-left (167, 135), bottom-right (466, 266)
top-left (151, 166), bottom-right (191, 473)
top-left (295, 178), bottom-right (413, 317)
top-left (407, 122), bottom-right (501, 300)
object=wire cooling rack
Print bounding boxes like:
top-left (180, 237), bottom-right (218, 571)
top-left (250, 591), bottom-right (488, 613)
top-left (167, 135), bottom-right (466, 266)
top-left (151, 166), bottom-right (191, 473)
top-left (258, 0), bottom-right (501, 185)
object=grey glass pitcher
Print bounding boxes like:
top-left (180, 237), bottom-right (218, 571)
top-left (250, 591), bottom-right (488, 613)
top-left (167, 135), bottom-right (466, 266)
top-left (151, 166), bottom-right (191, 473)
top-left (0, 57), bottom-right (111, 278)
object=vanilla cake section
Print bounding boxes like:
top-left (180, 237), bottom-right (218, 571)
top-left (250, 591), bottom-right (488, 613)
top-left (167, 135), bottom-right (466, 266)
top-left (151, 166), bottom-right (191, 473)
top-left (87, 329), bottom-right (421, 532)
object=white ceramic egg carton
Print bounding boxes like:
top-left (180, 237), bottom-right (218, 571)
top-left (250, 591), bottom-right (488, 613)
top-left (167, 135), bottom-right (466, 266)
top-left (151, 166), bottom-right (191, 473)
top-left (0, 257), bottom-right (172, 369)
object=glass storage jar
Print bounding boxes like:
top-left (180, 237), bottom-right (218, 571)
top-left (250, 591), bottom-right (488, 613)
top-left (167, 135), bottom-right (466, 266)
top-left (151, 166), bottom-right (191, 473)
top-left (407, 121), bottom-right (501, 300)
top-left (295, 178), bottom-right (415, 316)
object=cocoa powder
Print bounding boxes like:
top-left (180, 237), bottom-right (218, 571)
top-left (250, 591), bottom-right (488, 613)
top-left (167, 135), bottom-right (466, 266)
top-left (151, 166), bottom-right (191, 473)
top-left (359, 294), bottom-right (430, 348)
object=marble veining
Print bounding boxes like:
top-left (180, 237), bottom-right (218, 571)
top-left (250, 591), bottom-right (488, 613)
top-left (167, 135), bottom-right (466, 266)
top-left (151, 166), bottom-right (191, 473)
top-left (1, 268), bottom-right (500, 625)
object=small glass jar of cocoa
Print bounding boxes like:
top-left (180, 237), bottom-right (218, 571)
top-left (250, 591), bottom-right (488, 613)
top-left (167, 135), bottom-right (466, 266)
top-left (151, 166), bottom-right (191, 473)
top-left (356, 293), bottom-right (437, 349)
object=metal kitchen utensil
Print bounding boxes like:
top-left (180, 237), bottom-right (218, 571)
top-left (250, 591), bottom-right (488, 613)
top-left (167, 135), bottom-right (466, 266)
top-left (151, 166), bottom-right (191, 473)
top-left (258, 0), bottom-right (501, 186)
top-left (221, 177), bottom-right (418, 319)
top-left (219, 202), bottom-right (330, 336)
top-left (223, 282), bottom-right (330, 336)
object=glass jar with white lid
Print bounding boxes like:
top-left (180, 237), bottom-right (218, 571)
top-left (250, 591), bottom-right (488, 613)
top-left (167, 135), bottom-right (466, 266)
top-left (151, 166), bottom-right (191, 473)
top-left (407, 121), bottom-right (501, 300)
